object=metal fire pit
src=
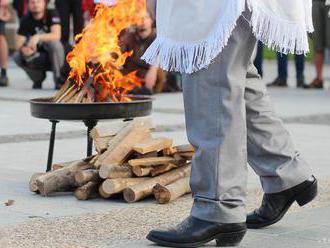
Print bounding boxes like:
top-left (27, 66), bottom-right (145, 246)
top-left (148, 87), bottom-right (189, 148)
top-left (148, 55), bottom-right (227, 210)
top-left (30, 95), bottom-right (153, 171)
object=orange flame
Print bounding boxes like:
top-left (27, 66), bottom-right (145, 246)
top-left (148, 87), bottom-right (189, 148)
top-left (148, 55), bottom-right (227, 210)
top-left (66, 0), bottom-right (146, 102)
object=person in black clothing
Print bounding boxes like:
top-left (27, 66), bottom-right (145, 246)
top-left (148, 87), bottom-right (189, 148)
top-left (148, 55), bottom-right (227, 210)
top-left (13, 0), bottom-right (65, 89)
top-left (55, 0), bottom-right (84, 50)
top-left (0, 0), bottom-right (10, 87)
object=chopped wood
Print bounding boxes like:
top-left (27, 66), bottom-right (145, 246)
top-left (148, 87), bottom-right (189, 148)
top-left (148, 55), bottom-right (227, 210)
top-left (132, 166), bottom-right (153, 177)
top-left (74, 181), bottom-right (100, 200)
top-left (52, 160), bottom-right (76, 171)
top-left (177, 152), bottom-right (195, 160)
top-left (128, 156), bottom-right (175, 167)
top-left (90, 121), bottom-right (129, 139)
top-left (95, 120), bottom-right (151, 168)
top-left (99, 163), bottom-right (133, 179)
top-left (75, 169), bottom-right (100, 186)
top-left (133, 138), bottom-right (173, 154)
top-left (150, 163), bottom-right (178, 177)
top-left (153, 177), bottom-right (191, 204)
top-left (136, 151), bottom-right (158, 158)
top-left (29, 172), bottom-right (45, 193)
top-left (53, 80), bottom-right (71, 102)
top-left (163, 144), bottom-right (195, 155)
top-left (94, 136), bottom-right (112, 154)
top-left (123, 164), bottom-right (191, 203)
top-left (99, 185), bottom-right (112, 199)
top-left (55, 84), bottom-right (77, 103)
top-left (36, 159), bottom-right (93, 196)
top-left (101, 177), bottom-right (149, 195)
top-left (4, 200), bottom-right (15, 206)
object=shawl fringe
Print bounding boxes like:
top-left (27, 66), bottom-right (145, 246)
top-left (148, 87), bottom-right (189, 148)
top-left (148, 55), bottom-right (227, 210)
top-left (142, 1), bottom-right (245, 74)
top-left (142, 0), bottom-right (313, 74)
top-left (248, 0), bottom-right (312, 55)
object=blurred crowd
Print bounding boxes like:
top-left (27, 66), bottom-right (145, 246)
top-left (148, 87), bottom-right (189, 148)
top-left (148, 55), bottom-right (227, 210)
top-left (0, 0), bottom-right (329, 92)
top-left (0, 0), bottom-right (180, 94)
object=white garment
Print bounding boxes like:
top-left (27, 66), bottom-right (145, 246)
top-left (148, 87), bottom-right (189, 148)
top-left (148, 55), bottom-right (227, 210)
top-left (142, 0), bottom-right (313, 73)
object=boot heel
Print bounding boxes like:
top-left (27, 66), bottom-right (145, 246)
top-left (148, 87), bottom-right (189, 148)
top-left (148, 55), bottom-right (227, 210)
top-left (296, 180), bottom-right (318, 207)
top-left (215, 229), bottom-right (246, 247)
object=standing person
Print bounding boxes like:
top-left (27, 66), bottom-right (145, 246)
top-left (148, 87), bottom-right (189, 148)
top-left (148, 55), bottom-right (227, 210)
top-left (268, 53), bottom-right (305, 88)
top-left (305, 0), bottom-right (330, 89)
top-left (55, 0), bottom-right (84, 50)
top-left (253, 41), bottom-right (264, 77)
top-left (14, 0), bottom-right (65, 89)
top-left (0, 0), bottom-right (11, 87)
top-left (143, 1), bottom-right (317, 247)
top-left (12, 0), bottom-right (29, 19)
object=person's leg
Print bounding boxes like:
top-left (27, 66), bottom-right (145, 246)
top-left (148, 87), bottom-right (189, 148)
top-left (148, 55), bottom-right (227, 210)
top-left (268, 52), bottom-right (287, 87)
top-left (44, 41), bottom-right (65, 86)
top-left (253, 41), bottom-right (263, 77)
top-left (0, 21), bottom-right (9, 86)
top-left (71, 0), bottom-right (84, 38)
top-left (13, 51), bottom-right (47, 87)
top-left (55, 0), bottom-right (71, 46)
top-left (182, 14), bottom-right (257, 224)
top-left (295, 54), bottom-right (305, 87)
top-left (245, 63), bottom-right (312, 193)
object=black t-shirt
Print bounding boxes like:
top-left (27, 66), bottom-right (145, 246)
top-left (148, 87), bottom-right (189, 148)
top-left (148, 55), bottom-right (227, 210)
top-left (17, 9), bottom-right (61, 37)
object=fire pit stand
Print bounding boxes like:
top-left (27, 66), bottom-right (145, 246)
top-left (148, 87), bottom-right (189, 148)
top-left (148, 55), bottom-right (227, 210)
top-left (30, 96), bottom-right (153, 172)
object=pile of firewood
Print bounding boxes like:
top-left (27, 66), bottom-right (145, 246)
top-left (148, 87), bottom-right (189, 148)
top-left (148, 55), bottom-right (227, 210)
top-left (29, 119), bottom-right (193, 204)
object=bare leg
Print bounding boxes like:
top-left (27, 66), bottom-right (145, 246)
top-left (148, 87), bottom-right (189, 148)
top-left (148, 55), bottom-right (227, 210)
top-left (0, 35), bottom-right (8, 70)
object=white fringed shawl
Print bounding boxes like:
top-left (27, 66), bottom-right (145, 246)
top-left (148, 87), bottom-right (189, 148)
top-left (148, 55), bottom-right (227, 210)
top-left (142, 0), bottom-right (313, 74)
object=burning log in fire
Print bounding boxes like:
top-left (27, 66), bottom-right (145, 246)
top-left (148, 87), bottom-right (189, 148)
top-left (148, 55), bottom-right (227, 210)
top-left (53, 0), bottom-right (147, 103)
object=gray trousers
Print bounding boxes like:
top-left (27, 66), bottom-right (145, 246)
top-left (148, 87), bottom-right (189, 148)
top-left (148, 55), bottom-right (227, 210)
top-left (182, 13), bottom-right (313, 223)
top-left (13, 40), bottom-right (64, 84)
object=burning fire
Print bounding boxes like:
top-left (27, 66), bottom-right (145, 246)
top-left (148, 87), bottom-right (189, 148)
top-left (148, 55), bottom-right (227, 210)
top-left (65, 0), bottom-right (146, 102)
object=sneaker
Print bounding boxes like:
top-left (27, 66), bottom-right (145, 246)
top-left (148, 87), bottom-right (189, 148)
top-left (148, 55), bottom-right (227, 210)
top-left (303, 78), bottom-right (323, 89)
top-left (32, 81), bottom-right (43, 89)
top-left (0, 75), bottom-right (9, 87)
top-left (268, 78), bottom-right (287, 87)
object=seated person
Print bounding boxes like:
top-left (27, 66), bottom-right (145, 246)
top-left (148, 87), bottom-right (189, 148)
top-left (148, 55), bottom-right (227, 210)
top-left (14, 0), bottom-right (65, 89)
top-left (120, 10), bottom-right (166, 95)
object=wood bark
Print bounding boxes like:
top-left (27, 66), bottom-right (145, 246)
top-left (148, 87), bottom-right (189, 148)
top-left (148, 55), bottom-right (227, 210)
top-left (99, 185), bottom-right (112, 198)
top-left (150, 163), bottom-right (178, 177)
top-left (123, 164), bottom-right (191, 203)
top-left (29, 172), bottom-right (45, 193)
top-left (36, 159), bottom-right (93, 196)
top-left (95, 120), bottom-right (151, 168)
top-left (74, 181), bottom-right (100, 200)
top-left (163, 144), bottom-right (194, 155)
top-left (99, 163), bottom-right (133, 179)
top-left (128, 156), bottom-right (175, 167)
top-left (153, 177), bottom-right (191, 204)
top-left (75, 169), bottom-right (100, 186)
top-left (132, 166), bottom-right (153, 177)
top-left (101, 177), bottom-right (149, 195)
top-left (133, 138), bottom-right (173, 154)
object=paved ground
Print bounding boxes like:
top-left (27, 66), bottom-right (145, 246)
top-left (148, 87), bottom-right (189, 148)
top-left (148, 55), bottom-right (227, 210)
top-left (0, 59), bottom-right (330, 247)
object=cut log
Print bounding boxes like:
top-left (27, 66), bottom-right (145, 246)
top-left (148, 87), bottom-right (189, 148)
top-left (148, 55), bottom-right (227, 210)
top-left (163, 144), bottom-right (195, 155)
top-left (36, 159), bottom-right (93, 196)
top-left (95, 120), bottom-right (152, 168)
top-left (132, 166), bottom-right (153, 177)
top-left (29, 172), bottom-right (45, 193)
top-left (128, 156), bottom-right (175, 167)
top-left (52, 160), bottom-right (76, 171)
top-left (133, 138), bottom-right (173, 154)
top-left (150, 163), bottom-right (178, 177)
top-left (74, 181), bottom-right (100, 200)
top-left (99, 185), bottom-right (112, 198)
top-left (153, 177), bottom-right (191, 204)
top-left (136, 151), bottom-right (158, 158)
top-left (53, 80), bottom-right (72, 102)
top-left (101, 177), bottom-right (149, 195)
top-left (94, 136), bottom-right (112, 154)
top-left (90, 121), bottom-right (129, 139)
top-left (75, 169), bottom-right (100, 186)
top-left (99, 163), bottom-right (133, 179)
top-left (123, 164), bottom-right (191, 203)
top-left (177, 152), bottom-right (195, 160)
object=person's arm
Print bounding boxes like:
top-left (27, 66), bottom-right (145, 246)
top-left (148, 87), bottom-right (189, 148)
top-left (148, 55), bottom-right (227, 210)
top-left (27, 24), bottom-right (61, 51)
top-left (15, 34), bottom-right (27, 51)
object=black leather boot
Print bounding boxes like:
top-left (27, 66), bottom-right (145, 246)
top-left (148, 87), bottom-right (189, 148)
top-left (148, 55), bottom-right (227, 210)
top-left (247, 176), bottom-right (317, 229)
top-left (147, 216), bottom-right (247, 247)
